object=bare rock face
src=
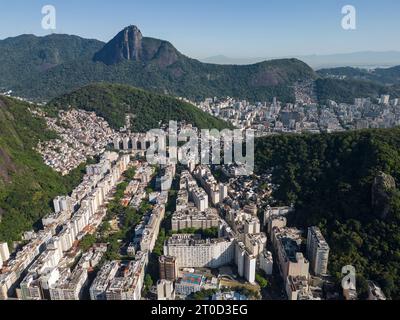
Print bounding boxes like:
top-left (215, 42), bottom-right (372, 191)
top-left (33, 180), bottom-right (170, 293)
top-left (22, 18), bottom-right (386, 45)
top-left (93, 25), bottom-right (179, 67)
top-left (371, 172), bottom-right (396, 219)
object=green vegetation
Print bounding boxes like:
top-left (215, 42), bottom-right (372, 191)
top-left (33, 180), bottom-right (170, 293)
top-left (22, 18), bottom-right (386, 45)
top-left (144, 274), bottom-right (154, 291)
top-left (190, 289), bottom-right (218, 300)
top-left (124, 167), bottom-right (136, 180)
top-left (153, 228), bottom-right (167, 257)
top-left (255, 128), bottom-right (400, 298)
top-left (79, 234), bottom-right (97, 252)
top-left (48, 83), bottom-right (233, 132)
top-left (0, 96), bottom-right (87, 243)
top-left (3, 30), bottom-right (400, 108)
top-left (0, 31), bottom-right (316, 103)
top-left (317, 65), bottom-right (400, 85)
top-left (167, 227), bottom-right (219, 239)
top-left (99, 177), bottom-right (144, 260)
top-left (0, 34), bottom-right (103, 93)
top-left (316, 78), bottom-right (400, 104)
top-left (229, 286), bottom-right (260, 299)
top-left (255, 272), bottom-right (269, 289)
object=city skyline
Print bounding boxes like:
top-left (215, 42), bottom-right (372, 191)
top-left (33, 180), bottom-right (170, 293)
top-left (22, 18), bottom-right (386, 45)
top-left (1, 0), bottom-right (400, 59)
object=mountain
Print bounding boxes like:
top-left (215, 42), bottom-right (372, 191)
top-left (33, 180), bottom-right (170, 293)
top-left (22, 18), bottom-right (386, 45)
top-left (0, 34), bottom-right (104, 91)
top-left (47, 83), bottom-right (233, 132)
top-left (318, 65), bottom-right (400, 85)
top-left (0, 95), bottom-right (85, 242)
top-left (301, 51), bottom-right (400, 69)
top-left (93, 25), bottom-right (181, 67)
top-left (0, 26), bottom-right (317, 102)
top-left (255, 128), bottom-right (400, 298)
top-left (201, 55), bottom-right (265, 65)
top-left (202, 51), bottom-right (400, 69)
top-left (2, 26), bottom-right (398, 104)
top-left (315, 78), bottom-right (400, 104)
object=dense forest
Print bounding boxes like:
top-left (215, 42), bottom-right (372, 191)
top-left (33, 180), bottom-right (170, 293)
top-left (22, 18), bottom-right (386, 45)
top-left (315, 78), bottom-right (400, 104)
top-left (47, 83), bottom-right (233, 131)
top-left (0, 96), bottom-right (86, 243)
top-left (255, 129), bottom-right (400, 299)
top-left (0, 34), bottom-right (103, 92)
top-left (317, 65), bottom-right (400, 85)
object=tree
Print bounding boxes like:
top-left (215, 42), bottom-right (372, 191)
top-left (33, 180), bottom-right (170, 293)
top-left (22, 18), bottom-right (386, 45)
top-left (79, 234), bottom-right (96, 252)
top-left (124, 167), bottom-right (136, 180)
top-left (144, 274), bottom-right (153, 290)
top-left (255, 273), bottom-right (269, 288)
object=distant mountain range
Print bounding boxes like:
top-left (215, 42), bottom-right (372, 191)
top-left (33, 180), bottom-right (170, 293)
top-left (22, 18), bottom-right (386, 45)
top-left (0, 25), bottom-right (316, 102)
top-left (201, 51), bottom-right (400, 69)
top-left (0, 25), bottom-right (399, 104)
top-left (317, 66), bottom-right (400, 84)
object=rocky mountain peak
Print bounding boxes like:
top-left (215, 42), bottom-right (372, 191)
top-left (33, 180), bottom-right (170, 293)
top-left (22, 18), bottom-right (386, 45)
top-left (93, 25), bottom-right (180, 67)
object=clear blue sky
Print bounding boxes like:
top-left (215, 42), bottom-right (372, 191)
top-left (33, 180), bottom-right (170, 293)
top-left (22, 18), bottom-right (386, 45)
top-left (1, 0), bottom-right (399, 58)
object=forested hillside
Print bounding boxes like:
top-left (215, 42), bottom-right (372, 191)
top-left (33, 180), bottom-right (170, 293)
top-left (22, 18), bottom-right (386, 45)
top-left (255, 129), bottom-right (400, 298)
top-left (48, 83), bottom-right (233, 131)
top-left (0, 96), bottom-right (86, 243)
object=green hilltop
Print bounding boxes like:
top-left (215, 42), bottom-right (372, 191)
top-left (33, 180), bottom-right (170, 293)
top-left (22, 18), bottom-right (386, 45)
top-left (47, 83), bottom-right (233, 131)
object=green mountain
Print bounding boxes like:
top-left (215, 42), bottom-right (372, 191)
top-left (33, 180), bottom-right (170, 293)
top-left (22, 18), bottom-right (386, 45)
top-left (47, 83), bottom-right (233, 131)
top-left (0, 26), bottom-right (317, 102)
top-left (255, 129), bottom-right (400, 298)
top-left (317, 65), bottom-right (400, 85)
top-left (315, 78), bottom-right (400, 104)
top-left (0, 95), bottom-right (86, 243)
top-left (0, 34), bottom-right (104, 92)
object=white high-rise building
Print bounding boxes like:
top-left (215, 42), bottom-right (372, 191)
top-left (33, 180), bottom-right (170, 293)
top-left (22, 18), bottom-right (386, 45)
top-left (219, 183), bottom-right (228, 201)
top-left (235, 242), bottom-right (256, 283)
top-left (191, 187), bottom-right (209, 211)
top-left (0, 243), bottom-right (10, 263)
top-left (306, 227), bottom-right (330, 276)
top-left (164, 234), bottom-right (235, 269)
top-left (157, 279), bottom-right (175, 300)
top-left (259, 250), bottom-right (273, 275)
top-left (381, 94), bottom-right (390, 105)
top-left (244, 252), bottom-right (256, 284)
top-left (244, 217), bottom-right (260, 235)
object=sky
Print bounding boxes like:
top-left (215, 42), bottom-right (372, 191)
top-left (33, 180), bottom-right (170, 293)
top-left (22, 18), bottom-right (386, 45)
top-left (0, 0), bottom-right (399, 59)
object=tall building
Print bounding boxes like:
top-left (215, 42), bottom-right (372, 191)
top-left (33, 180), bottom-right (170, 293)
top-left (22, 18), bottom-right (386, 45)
top-left (171, 207), bottom-right (219, 231)
top-left (159, 256), bottom-right (177, 281)
top-left (49, 268), bottom-right (88, 300)
top-left (0, 243), bottom-right (10, 263)
top-left (157, 279), bottom-right (175, 300)
top-left (90, 259), bottom-right (145, 301)
top-left (244, 217), bottom-right (260, 235)
top-left (164, 234), bottom-right (235, 269)
top-left (380, 94), bottom-right (390, 105)
top-left (273, 227), bottom-right (309, 281)
top-left (191, 187), bottom-right (209, 211)
top-left (259, 250), bottom-right (273, 275)
top-left (306, 227), bottom-right (330, 276)
top-left (235, 242), bottom-right (256, 283)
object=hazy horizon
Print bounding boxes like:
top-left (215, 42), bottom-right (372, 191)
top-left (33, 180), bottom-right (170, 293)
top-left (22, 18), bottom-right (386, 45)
top-left (1, 0), bottom-right (400, 59)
